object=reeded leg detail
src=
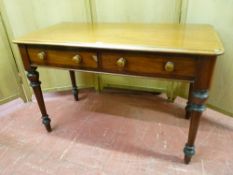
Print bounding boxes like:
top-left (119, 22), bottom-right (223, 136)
top-left (69, 70), bottom-right (79, 101)
top-left (27, 67), bottom-right (52, 132)
top-left (183, 90), bottom-right (208, 164)
top-left (185, 83), bottom-right (194, 119)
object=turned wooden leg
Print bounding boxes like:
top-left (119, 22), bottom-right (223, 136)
top-left (185, 83), bottom-right (194, 119)
top-left (27, 67), bottom-right (52, 132)
top-left (69, 70), bottom-right (79, 101)
top-left (183, 90), bottom-right (208, 164)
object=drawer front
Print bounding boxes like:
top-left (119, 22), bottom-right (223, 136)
top-left (27, 46), bottom-right (98, 69)
top-left (100, 52), bottom-right (197, 78)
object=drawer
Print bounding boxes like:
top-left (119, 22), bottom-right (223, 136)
top-left (27, 46), bottom-right (98, 69)
top-left (100, 51), bottom-right (197, 79)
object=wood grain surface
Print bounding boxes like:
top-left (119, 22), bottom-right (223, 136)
top-left (14, 23), bottom-right (224, 55)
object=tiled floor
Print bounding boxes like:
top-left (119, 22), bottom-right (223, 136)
top-left (0, 89), bottom-right (233, 175)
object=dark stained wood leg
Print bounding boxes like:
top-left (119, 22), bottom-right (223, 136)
top-left (27, 67), bottom-right (52, 132)
top-left (69, 70), bottom-right (79, 101)
top-left (185, 83), bottom-right (194, 119)
top-left (183, 56), bottom-right (216, 164)
top-left (183, 90), bottom-right (208, 164)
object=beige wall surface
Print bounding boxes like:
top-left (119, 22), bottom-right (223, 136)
top-left (92, 0), bottom-right (180, 23)
top-left (1, 0), bottom-right (95, 98)
top-left (185, 0), bottom-right (233, 116)
top-left (0, 15), bottom-right (21, 103)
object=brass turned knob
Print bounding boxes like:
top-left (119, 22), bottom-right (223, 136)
top-left (116, 57), bottom-right (126, 68)
top-left (37, 51), bottom-right (46, 60)
top-left (164, 61), bottom-right (175, 72)
top-left (72, 55), bottom-right (82, 64)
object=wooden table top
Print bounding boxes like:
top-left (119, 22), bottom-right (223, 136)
top-left (14, 23), bottom-right (224, 55)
